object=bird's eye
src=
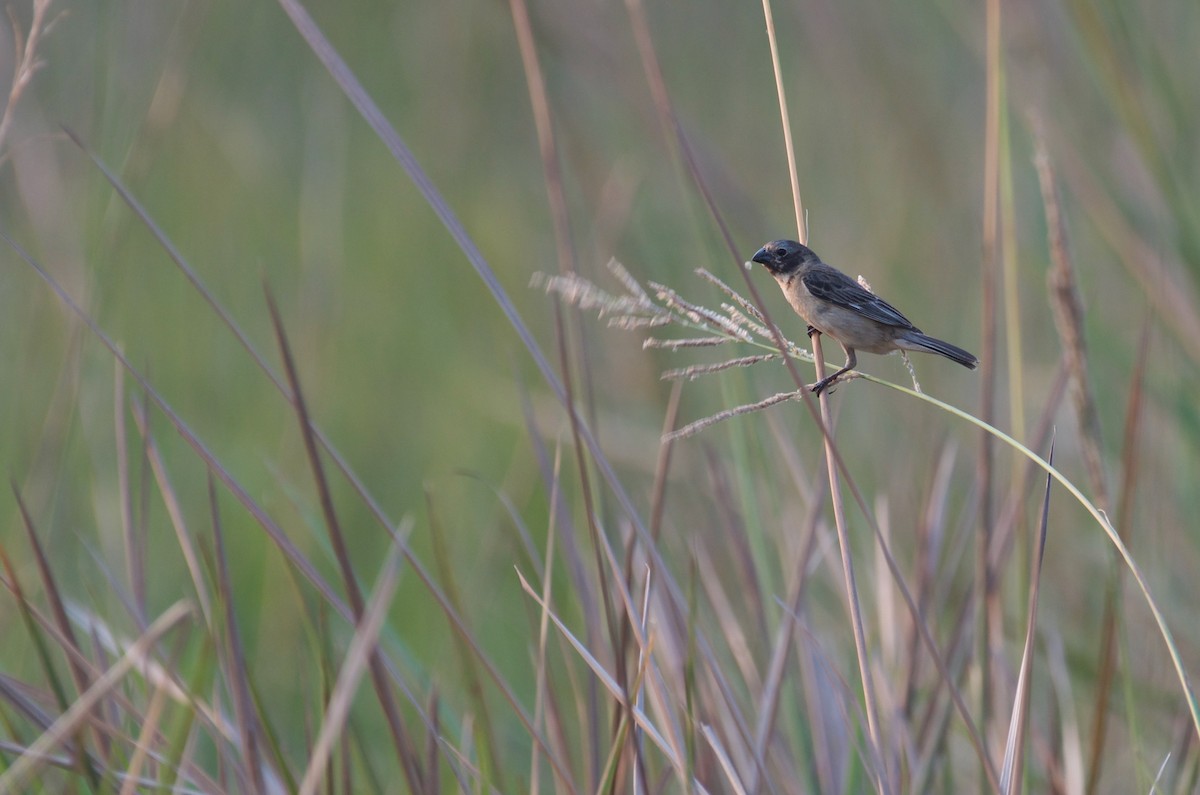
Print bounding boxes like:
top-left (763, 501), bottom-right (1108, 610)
top-left (776, 246), bottom-right (789, 257)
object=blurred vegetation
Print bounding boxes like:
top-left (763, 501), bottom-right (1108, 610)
top-left (0, 0), bottom-right (1198, 791)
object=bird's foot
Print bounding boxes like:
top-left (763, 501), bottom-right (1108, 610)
top-left (810, 375), bottom-right (838, 395)
top-left (810, 368), bottom-right (859, 395)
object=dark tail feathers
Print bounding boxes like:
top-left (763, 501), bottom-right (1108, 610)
top-left (900, 332), bottom-right (978, 370)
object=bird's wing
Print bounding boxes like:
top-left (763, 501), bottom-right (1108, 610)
top-left (801, 266), bottom-right (918, 330)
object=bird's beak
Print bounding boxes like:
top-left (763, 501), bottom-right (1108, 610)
top-left (751, 246), bottom-right (772, 266)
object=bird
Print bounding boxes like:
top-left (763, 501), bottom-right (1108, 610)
top-left (751, 239), bottom-right (977, 394)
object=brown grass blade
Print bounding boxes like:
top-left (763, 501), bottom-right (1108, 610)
top-left (209, 474), bottom-right (267, 794)
top-left (298, 529), bottom-right (406, 795)
top-left (11, 485), bottom-right (105, 784)
top-left (263, 285), bottom-right (425, 792)
top-left (427, 490), bottom-right (509, 791)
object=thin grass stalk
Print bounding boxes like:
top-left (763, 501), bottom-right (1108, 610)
top-left (518, 391), bottom-right (600, 786)
top-left (592, 522), bottom-right (691, 782)
top-left (530, 445), bottom-right (562, 795)
top-left (506, 0), bottom-right (605, 451)
top-left (910, 582), bottom-right (976, 792)
top-left (989, 360), bottom-right (1069, 585)
top-left (701, 446), bottom-right (770, 649)
top-left (999, 96), bottom-right (1025, 448)
top-left (264, 288), bottom-right (426, 794)
top-left (1032, 132), bottom-right (1131, 795)
top-left (425, 689), bottom-right (442, 795)
top-left (427, 491), bottom-right (508, 791)
top-left (209, 475), bottom-right (266, 795)
top-left (977, 0), bottom-right (1003, 768)
top-left (297, 534), bottom-right (405, 795)
top-left (595, 705), bottom-right (634, 795)
top-left (633, 569), bottom-right (653, 795)
top-left (1041, 630), bottom-right (1085, 794)
top-left (161, 642), bottom-right (219, 793)
top-left (238, 658), bottom-right (298, 794)
top-left (683, 552), bottom-right (698, 795)
top-left (10, 486), bottom-right (104, 786)
top-left (811, 335), bottom-right (889, 794)
top-left (1033, 134), bottom-right (1108, 510)
top-left (114, 362), bottom-right (145, 626)
top-left (902, 443), bottom-right (956, 719)
top-left (0, 547), bottom-right (77, 738)
top-left (999, 444), bottom-right (1054, 794)
top-left (760, 0), bottom-right (804, 242)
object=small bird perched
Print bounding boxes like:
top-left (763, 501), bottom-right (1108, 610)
top-left (751, 239), bottom-right (977, 394)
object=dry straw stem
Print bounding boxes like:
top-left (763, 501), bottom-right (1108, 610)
top-left (977, 0), bottom-right (1003, 761)
top-left (758, 0), bottom-right (887, 787)
top-left (811, 332), bottom-right (890, 795)
top-left (759, 0), bottom-right (805, 242)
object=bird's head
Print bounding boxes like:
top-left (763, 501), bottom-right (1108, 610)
top-left (751, 240), bottom-right (818, 275)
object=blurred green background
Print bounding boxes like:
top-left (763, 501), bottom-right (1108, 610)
top-left (2, 0), bottom-right (1199, 788)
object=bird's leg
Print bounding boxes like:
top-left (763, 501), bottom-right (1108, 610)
top-left (806, 324), bottom-right (819, 338)
top-left (812, 344), bottom-right (857, 395)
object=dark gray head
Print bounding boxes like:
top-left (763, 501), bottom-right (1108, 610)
top-left (751, 239), bottom-right (819, 275)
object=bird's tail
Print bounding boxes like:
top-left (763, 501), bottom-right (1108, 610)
top-left (898, 332), bottom-right (978, 370)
